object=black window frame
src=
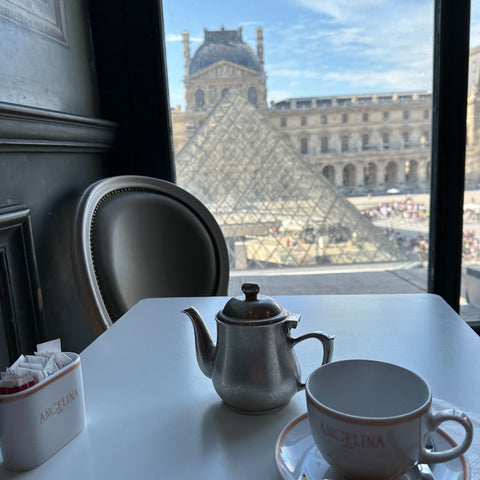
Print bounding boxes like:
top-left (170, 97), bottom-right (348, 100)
top-left (428, 0), bottom-right (470, 313)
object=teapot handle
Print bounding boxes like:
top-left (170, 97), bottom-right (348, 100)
top-left (290, 331), bottom-right (334, 390)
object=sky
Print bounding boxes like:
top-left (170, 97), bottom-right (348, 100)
top-left (162, 0), bottom-right (480, 109)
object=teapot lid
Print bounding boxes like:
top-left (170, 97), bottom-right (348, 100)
top-left (218, 283), bottom-right (287, 325)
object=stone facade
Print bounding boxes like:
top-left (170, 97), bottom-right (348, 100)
top-left (172, 27), bottom-right (480, 194)
top-left (266, 93), bottom-right (431, 194)
top-left (466, 46), bottom-right (480, 186)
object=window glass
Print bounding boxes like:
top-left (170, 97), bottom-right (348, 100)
top-left (362, 134), bottom-right (369, 150)
top-left (323, 165), bottom-right (335, 183)
top-left (195, 89), bottom-right (204, 109)
top-left (383, 133), bottom-right (389, 149)
top-left (163, 0), bottom-right (434, 295)
top-left (248, 86), bottom-right (258, 106)
top-left (321, 136), bottom-right (328, 153)
top-left (462, 0), bottom-right (480, 321)
top-left (300, 137), bottom-right (308, 154)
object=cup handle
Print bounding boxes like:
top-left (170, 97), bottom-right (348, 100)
top-left (290, 331), bottom-right (334, 389)
top-left (419, 409), bottom-right (473, 464)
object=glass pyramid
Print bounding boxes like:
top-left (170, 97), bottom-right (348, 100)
top-left (175, 91), bottom-right (405, 269)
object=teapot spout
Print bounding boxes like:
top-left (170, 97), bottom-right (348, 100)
top-left (181, 307), bottom-right (216, 379)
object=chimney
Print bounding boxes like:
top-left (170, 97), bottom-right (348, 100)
top-left (256, 27), bottom-right (264, 70)
top-left (182, 31), bottom-right (190, 76)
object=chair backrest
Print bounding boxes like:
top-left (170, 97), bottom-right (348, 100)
top-left (71, 175), bottom-right (229, 336)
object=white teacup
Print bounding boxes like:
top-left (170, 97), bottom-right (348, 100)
top-left (306, 359), bottom-right (473, 480)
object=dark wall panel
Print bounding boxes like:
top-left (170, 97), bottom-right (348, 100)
top-left (0, 152), bottom-right (108, 354)
top-left (0, 102), bottom-right (117, 357)
top-left (0, 0), bottom-right (118, 360)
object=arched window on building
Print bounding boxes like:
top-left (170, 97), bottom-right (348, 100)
top-left (364, 162), bottom-right (377, 187)
top-left (322, 165), bottom-right (335, 184)
top-left (248, 87), bottom-right (258, 107)
top-left (221, 87), bottom-right (230, 98)
top-left (343, 164), bottom-right (356, 187)
top-left (195, 89), bottom-right (205, 109)
top-left (385, 161), bottom-right (398, 185)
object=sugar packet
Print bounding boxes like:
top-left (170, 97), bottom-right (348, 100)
top-left (0, 339), bottom-right (73, 394)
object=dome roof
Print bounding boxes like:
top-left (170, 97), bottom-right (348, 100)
top-left (190, 28), bottom-right (261, 75)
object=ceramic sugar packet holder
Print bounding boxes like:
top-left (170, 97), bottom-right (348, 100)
top-left (0, 353), bottom-right (86, 471)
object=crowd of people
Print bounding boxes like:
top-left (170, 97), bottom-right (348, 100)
top-left (360, 197), bottom-right (480, 263)
top-left (360, 197), bottom-right (428, 222)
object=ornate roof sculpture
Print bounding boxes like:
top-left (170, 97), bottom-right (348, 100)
top-left (176, 91), bottom-right (405, 269)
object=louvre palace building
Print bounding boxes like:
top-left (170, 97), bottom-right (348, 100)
top-left (172, 27), bottom-right (480, 195)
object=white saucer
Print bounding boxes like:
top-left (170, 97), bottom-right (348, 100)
top-left (275, 413), bottom-right (470, 480)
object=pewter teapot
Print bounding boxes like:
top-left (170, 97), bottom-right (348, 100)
top-left (182, 283), bottom-right (334, 414)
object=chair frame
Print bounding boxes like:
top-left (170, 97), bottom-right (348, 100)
top-left (71, 175), bottom-right (229, 336)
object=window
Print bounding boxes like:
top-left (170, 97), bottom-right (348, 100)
top-left (195, 89), bottom-right (205, 109)
top-left (300, 137), bottom-right (308, 154)
top-left (402, 132), bottom-right (410, 147)
top-left (162, 0), bottom-right (466, 310)
top-left (321, 136), bottom-right (328, 153)
top-left (301, 116), bottom-right (307, 126)
top-left (222, 87), bottom-right (230, 98)
top-left (403, 110), bottom-right (410, 120)
top-left (424, 109), bottom-right (429, 119)
top-left (248, 86), bottom-right (258, 107)
top-left (342, 113), bottom-right (348, 123)
top-left (362, 112), bottom-right (369, 122)
top-left (322, 165), bottom-right (335, 184)
top-left (362, 134), bottom-right (369, 150)
top-left (383, 133), bottom-right (389, 149)
top-left (280, 117), bottom-right (287, 127)
top-left (423, 131), bottom-right (430, 144)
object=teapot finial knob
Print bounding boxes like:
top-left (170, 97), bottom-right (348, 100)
top-left (242, 283), bottom-right (260, 301)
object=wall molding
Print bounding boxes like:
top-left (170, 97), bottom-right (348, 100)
top-left (0, 0), bottom-right (69, 47)
top-left (0, 205), bottom-right (46, 367)
top-left (0, 102), bottom-right (117, 153)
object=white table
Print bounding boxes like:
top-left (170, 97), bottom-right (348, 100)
top-left (2, 294), bottom-right (480, 479)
